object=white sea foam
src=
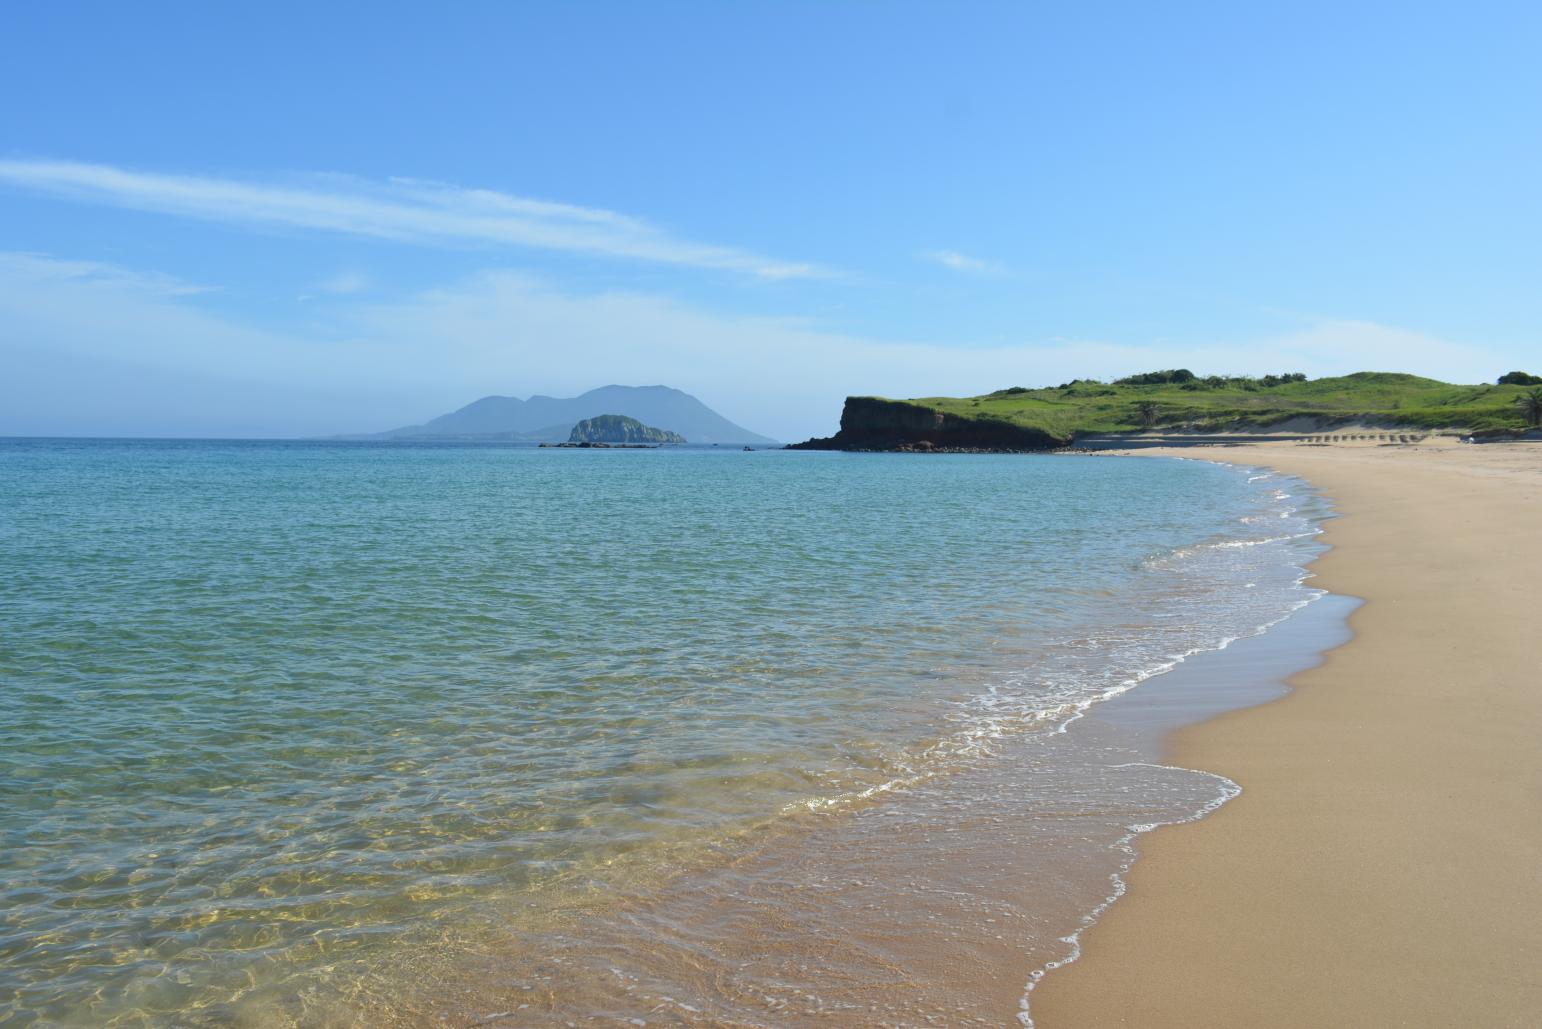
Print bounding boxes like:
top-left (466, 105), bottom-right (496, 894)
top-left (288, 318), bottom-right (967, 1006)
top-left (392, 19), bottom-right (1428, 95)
top-left (791, 464), bottom-right (1327, 842)
top-left (1017, 764), bottom-right (1243, 1028)
top-left (1010, 463), bottom-right (1333, 1027)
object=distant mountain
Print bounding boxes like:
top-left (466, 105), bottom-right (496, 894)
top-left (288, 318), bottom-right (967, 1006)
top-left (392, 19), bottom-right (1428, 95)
top-left (374, 385), bottom-right (777, 445)
top-left (568, 414), bottom-right (685, 444)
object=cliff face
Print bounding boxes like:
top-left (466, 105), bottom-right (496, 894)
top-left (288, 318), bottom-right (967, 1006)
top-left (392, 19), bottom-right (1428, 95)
top-left (789, 397), bottom-right (1068, 452)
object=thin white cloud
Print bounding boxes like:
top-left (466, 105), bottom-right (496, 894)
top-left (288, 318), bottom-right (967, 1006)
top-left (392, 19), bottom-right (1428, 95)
top-left (296, 269), bottom-right (371, 303)
top-left (0, 251), bottom-right (1508, 441)
top-left (922, 249), bottom-right (1006, 275)
top-left (0, 159), bottom-right (823, 280)
top-left (0, 250), bottom-right (213, 297)
top-left (316, 270), bottom-right (371, 295)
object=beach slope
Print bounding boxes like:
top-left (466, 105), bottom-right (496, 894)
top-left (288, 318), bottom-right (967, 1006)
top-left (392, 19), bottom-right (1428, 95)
top-left (1034, 440), bottom-right (1542, 1027)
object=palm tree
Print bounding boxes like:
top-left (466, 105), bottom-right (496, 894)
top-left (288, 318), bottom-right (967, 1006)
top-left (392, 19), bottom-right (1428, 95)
top-left (1518, 387), bottom-right (1542, 429)
top-left (1137, 401), bottom-right (1161, 430)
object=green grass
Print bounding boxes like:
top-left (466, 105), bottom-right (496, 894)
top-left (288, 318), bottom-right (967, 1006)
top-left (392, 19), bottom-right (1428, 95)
top-left (893, 372), bottom-right (1534, 440)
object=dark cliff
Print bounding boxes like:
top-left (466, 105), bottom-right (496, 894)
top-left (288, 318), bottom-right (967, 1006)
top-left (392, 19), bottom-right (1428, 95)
top-left (788, 397), bottom-right (1069, 452)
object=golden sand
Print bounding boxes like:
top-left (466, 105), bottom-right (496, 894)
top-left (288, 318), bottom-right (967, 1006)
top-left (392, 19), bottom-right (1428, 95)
top-left (1033, 439), bottom-right (1542, 1027)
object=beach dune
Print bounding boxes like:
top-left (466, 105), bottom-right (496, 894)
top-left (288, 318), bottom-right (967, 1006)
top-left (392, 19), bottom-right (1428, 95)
top-left (1033, 439), bottom-right (1542, 1027)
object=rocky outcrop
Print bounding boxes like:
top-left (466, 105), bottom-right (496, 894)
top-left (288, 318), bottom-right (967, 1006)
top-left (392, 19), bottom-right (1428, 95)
top-left (788, 397), bottom-right (1069, 452)
top-left (568, 414), bottom-right (686, 445)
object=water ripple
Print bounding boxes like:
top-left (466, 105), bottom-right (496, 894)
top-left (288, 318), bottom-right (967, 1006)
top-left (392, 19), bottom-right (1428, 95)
top-left (0, 441), bottom-right (1322, 1023)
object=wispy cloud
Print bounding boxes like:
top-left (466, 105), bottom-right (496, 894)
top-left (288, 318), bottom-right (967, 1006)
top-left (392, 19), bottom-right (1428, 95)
top-left (0, 158), bottom-right (823, 279)
top-left (317, 270), bottom-right (371, 295)
top-left (296, 270), bottom-right (371, 303)
top-left (0, 251), bottom-right (213, 297)
top-left (297, 269), bottom-right (376, 302)
top-left (922, 249), bottom-right (1006, 275)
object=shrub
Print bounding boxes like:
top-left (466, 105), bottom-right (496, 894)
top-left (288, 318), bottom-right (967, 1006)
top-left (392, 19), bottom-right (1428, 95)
top-left (1518, 387), bottom-right (1542, 428)
top-left (1114, 369), bottom-right (1196, 386)
top-left (1498, 371), bottom-right (1542, 386)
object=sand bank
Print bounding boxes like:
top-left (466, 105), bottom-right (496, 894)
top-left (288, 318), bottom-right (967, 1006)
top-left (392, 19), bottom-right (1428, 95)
top-left (1033, 439), bottom-right (1542, 1027)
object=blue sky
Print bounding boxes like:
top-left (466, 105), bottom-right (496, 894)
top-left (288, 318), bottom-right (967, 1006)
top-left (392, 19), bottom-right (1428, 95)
top-left (2, 1), bottom-right (1538, 440)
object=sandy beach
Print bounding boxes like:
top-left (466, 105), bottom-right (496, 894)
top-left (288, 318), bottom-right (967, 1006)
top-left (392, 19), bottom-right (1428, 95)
top-left (1033, 438), bottom-right (1542, 1027)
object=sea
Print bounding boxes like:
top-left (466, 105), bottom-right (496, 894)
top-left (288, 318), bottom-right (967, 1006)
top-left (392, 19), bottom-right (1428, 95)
top-left (0, 439), bottom-right (1334, 1026)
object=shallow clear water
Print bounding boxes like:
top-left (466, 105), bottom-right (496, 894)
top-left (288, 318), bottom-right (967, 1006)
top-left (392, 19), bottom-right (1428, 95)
top-left (0, 441), bottom-right (1327, 1025)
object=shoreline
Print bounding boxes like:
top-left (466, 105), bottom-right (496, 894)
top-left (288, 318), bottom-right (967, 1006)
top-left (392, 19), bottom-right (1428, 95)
top-left (1014, 586), bottom-right (1361, 1025)
top-left (0, 443), bottom-right (1351, 1026)
top-left (350, 455), bottom-right (1344, 1027)
top-left (1032, 439), bottom-right (1542, 1026)
top-left (417, 457), bottom-right (1348, 1027)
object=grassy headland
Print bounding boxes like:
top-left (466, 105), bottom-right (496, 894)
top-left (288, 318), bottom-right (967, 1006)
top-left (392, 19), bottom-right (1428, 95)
top-left (920, 371), bottom-right (1531, 437)
top-left (793, 371), bottom-right (1539, 451)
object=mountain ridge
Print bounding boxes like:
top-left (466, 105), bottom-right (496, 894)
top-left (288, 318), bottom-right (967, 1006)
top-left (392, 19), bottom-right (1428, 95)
top-left (369, 385), bottom-right (776, 445)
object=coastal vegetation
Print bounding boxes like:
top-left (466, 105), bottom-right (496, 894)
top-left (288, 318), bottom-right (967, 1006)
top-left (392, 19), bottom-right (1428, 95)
top-left (796, 371), bottom-right (1541, 451)
top-left (918, 371), bottom-right (1537, 438)
top-left (1517, 387), bottom-right (1542, 429)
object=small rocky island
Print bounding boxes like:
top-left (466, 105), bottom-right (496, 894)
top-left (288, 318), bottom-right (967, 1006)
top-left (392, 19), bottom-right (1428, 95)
top-left (543, 414), bottom-right (686, 448)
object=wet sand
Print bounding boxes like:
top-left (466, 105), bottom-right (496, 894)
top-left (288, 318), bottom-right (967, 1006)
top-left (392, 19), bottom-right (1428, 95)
top-left (1034, 439), bottom-right (1542, 1027)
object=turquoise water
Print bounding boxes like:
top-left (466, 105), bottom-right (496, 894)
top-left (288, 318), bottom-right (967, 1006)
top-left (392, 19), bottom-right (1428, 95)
top-left (0, 441), bottom-right (1324, 1025)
